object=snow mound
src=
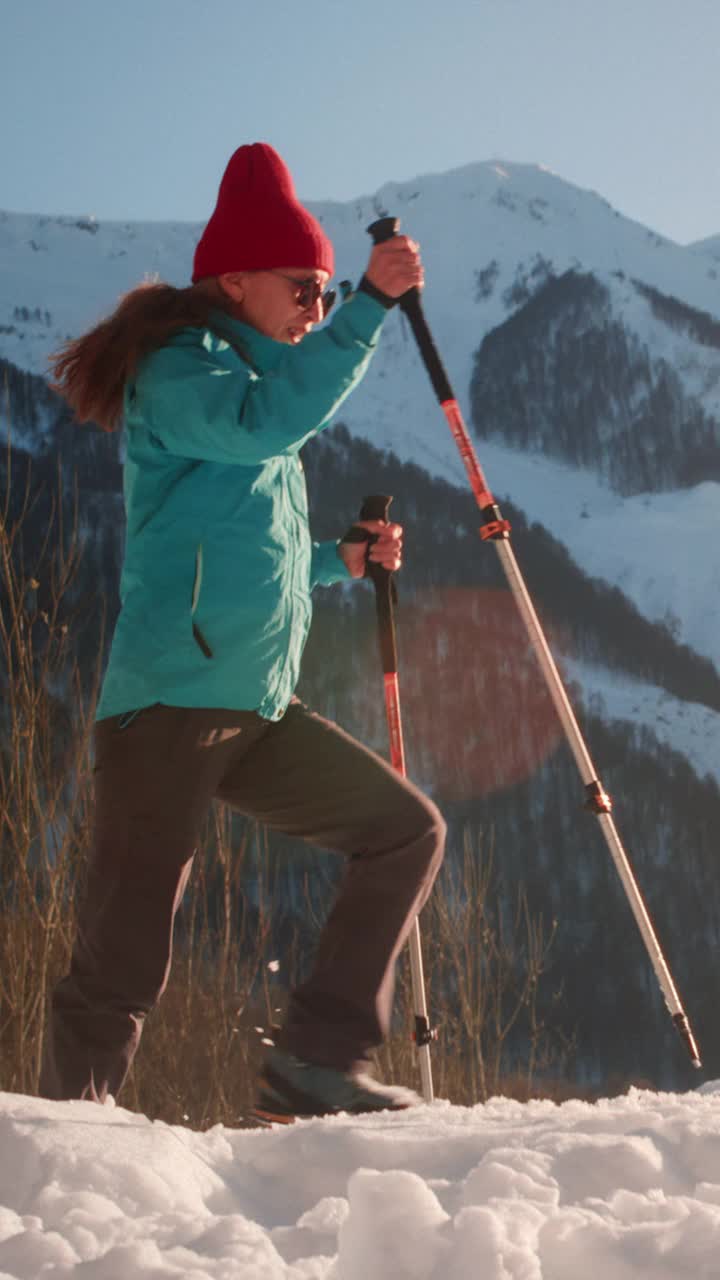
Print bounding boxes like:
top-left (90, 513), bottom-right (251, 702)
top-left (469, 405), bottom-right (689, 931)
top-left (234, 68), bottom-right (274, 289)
top-left (2, 1086), bottom-right (720, 1277)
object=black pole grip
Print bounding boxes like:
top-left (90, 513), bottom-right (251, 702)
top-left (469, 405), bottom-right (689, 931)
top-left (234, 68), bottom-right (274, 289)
top-left (341, 494), bottom-right (393, 553)
top-left (341, 494), bottom-right (392, 552)
top-left (366, 217), bottom-right (455, 404)
top-left (359, 494), bottom-right (392, 523)
top-left (367, 217), bottom-right (400, 245)
top-left (356, 495), bottom-right (396, 603)
top-left (343, 493), bottom-right (399, 675)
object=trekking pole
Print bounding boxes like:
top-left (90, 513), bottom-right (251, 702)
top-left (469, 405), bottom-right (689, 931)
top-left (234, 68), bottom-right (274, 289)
top-left (344, 494), bottom-right (436, 1102)
top-left (367, 217), bottom-right (702, 1070)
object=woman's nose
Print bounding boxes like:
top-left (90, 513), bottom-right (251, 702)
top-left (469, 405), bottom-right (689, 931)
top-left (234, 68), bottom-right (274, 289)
top-left (305, 294), bottom-right (325, 324)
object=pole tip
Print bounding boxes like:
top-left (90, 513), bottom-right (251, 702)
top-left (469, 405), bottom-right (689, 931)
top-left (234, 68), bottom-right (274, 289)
top-left (673, 1012), bottom-right (702, 1070)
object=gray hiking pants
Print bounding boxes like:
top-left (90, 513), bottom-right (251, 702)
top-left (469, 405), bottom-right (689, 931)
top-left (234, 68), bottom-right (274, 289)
top-left (40, 700), bottom-right (446, 1102)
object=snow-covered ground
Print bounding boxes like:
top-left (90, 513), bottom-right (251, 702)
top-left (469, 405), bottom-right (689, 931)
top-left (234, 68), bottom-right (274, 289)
top-left (3, 1085), bottom-right (720, 1278)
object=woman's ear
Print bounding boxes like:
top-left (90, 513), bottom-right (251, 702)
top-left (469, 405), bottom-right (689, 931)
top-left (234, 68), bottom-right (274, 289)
top-left (218, 273), bottom-right (246, 304)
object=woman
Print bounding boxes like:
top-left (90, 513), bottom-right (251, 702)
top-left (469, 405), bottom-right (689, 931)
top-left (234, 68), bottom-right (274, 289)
top-left (41, 143), bottom-right (446, 1121)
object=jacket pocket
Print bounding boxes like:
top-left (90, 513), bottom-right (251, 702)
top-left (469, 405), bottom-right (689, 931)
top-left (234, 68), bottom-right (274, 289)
top-left (191, 543), bottom-right (214, 660)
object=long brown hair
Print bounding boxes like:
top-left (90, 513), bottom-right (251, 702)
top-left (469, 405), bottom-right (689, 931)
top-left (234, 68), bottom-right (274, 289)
top-left (50, 281), bottom-right (227, 432)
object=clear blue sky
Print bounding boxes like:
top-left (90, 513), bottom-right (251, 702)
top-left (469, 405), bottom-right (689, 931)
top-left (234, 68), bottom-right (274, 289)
top-left (2, 0), bottom-right (718, 245)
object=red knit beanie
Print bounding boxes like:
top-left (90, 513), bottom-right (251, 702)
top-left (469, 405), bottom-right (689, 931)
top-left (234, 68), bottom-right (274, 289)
top-left (192, 143), bottom-right (334, 282)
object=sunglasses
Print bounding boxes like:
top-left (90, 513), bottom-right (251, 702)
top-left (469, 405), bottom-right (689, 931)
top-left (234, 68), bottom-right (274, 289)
top-left (269, 271), bottom-right (329, 311)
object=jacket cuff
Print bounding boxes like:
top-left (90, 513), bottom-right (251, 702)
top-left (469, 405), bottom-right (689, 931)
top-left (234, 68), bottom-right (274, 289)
top-left (357, 274), bottom-right (398, 310)
top-left (311, 539), bottom-right (353, 588)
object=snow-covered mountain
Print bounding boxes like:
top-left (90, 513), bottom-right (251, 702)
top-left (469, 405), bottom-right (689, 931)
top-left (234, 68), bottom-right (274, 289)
top-left (691, 232), bottom-right (720, 263)
top-left (3, 160), bottom-right (719, 421)
top-left (2, 158), bottom-right (718, 726)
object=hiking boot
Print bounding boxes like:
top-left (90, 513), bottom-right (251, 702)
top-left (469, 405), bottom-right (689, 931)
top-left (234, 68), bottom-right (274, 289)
top-left (252, 1045), bottom-right (421, 1124)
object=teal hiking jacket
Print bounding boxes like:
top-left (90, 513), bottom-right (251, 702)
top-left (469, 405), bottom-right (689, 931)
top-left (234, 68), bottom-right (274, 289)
top-left (97, 291), bottom-right (387, 721)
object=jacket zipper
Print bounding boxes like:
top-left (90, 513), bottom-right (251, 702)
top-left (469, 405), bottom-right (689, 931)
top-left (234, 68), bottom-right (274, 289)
top-left (191, 543), bottom-right (214, 659)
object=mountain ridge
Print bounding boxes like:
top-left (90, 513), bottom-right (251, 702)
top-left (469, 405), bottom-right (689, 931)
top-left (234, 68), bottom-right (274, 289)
top-left (2, 157), bottom-right (718, 677)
